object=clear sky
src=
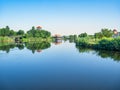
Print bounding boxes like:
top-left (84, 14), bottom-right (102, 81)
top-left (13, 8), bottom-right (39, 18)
top-left (0, 0), bottom-right (120, 35)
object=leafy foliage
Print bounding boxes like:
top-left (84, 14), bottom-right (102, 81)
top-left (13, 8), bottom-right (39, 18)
top-left (17, 30), bottom-right (24, 35)
top-left (78, 32), bottom-right (87, 38)
top-left (94, 32), bottom-right (103, 39)
top-left (27, 27), bottom-right (51, 38)
top-left (0, 26), bottom-right (51, 39)
top-left (94, 28), bottom-right (113, 39)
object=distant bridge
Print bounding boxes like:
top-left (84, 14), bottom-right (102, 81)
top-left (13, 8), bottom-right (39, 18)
top-left (52, 34), bottom-right (63, 40)
top-left (9, 36), bottom-right (23, 42)
top-left (52, 34), bottom-right (63, 45)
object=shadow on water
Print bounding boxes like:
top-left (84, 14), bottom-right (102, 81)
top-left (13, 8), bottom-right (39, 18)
top-left (76, 45), bottom-right (120, 62)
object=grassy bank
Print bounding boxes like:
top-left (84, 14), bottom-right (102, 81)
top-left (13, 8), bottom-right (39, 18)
top-left (22, 37), bottom-right (53, 42)
top-left (0, 37), bottom-right (14, 43)
top-left (76, 37), bottom-right (120, 51)
top-left (0, 36), bottom-right (53, 43)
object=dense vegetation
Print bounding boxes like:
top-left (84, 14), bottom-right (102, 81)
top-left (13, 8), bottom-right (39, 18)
top-left (0, 26), bottom-right (51, 42)
top-left (75, 29), bottom-right (120, 51)
top-left (26, 26), bottom-right (51, 38)
top-left (1, 26), bottom-right (120, 52)
top-left (0, 26), bottom-right (24, 36)
top-left (63, 28), bottom-right (120, 51)
top-left (94, 28), bottom-right (113, 39)
top-left (95, 38), bottom-right (120, 51)
top-left (1, 26), bottom-right (120, 61)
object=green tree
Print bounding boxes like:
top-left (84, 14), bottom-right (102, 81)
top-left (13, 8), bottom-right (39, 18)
top-left (0, 28), bottom-right (7, 36)
top-left (17, 30), bottom-right (24, 35)
top-left (69, 35), bottom-right (74, 39)
top-left (27, 27), bottom-right (51, 38)
top-left (0, 26), bottom-right (15, 36)
top-left (78, 32), bottom-right (87, 38)
top-left (94, 32), bottom-right (103, 39)
top-left (32, 26), bottom-right (35, 31)
top-left (6, 26), bottom-right (10, 30)
top-left (9, 30), bottom-right (16, 36)
top-left (5, 26), bottom-right (10, 36)
top-left (74, 34), bottom-right (77, 40)
top-left (101, 28), bottom-right (113, 38)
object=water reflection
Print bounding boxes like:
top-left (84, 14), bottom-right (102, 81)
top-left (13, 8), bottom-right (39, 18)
top-left (76, 46), bottom-right (92, 53)
top-left (53, 39), bottom-right (62, 45)
top-left (76, 46), bottom-right (120, 62)
top-left (0, 41), bottom-right (51, 54)
top-left (25, 42), bottom-right (51, 54)
top-left (16, 43), bottom-right (24, 50)
top-left (0, 43), bottom-right (16, 53)
top-left (0, 39), bottom-right (64, 53)
top-left (96, 50), bottom-right (120, 62)
top-left (1, 41), bottom-right (120, 61)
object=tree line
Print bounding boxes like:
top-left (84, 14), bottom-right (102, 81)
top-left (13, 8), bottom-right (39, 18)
top-left (63, 28), bottom-right (113, 40)
top-left (63, 28), bottom-right (114, 43)
top-left (0, 26), bottom-right (51, 38)
top-left (74, 29), bottom-right (120, 51)
top-left (0, 26), bottom-right (24, 36)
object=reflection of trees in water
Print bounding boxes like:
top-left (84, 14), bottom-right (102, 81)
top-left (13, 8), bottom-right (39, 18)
top-left (1, 42), bottom-right (120, 61)
top-left (0, 42), bottom-right (51, 53)
top-left (69, 39), bottom-right (75, 43)
top-left (53, 39), bottom-right (62, 45)
top-left (96, 50), bottom-right (120, 62)
top-left (0, 43), bottom-right (16, 53)
top-left (76, 46), bottom-right (93, 53)
top-left (25, 42), bottom-right (51, 54)
top-left (16, 43), bottom-right (24, 50)
top-left (76, 45), bottom-right (120, 62)
top-left (0, 43), bottom-right (24, 53)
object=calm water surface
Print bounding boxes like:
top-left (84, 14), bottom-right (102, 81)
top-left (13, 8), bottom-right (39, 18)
top-left (0, 41), bottom-right (120, 90)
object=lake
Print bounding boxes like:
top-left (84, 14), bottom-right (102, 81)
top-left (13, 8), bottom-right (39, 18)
top-left (0, 41), bottom-right (120, 90)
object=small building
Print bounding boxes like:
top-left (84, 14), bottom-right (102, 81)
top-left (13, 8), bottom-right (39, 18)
top-left (113, 29), bottom-right (120, 38)
top-left (54, 34), bottom-right (61, 38)
top-left (37, 26), bottom-right (42, 30)
top-left (52, 34), bottom-right (62, 45)
top-left (37, 50), bottom-right (42, 53)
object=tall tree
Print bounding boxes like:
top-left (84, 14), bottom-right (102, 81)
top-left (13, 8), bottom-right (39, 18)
top-left (9, 30), bottom-right (16, 36)
top-left (101, 28), bottom-right (113, 38)
top-left (79, 32), bottom-right (87, 37)
top-left (6, 26), bottom-right (10, 30)
top-left (32, 26), bottom-right (35, 30)
top-left (94, 32), bottom-right (103, 39)
top-left (17, 30), bottom-right (24, 35)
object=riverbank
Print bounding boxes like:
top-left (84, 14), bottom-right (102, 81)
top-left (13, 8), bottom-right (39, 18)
top-left (75, 37), bottom-right (120, 51)
top-left (0, 36), bottom-right (53, 43)
top-left (0, 37), bottom-right (14, 43)
top-left (22, 37), bottom-right (52, 42)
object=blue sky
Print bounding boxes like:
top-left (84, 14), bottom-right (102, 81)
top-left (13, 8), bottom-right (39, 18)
top-left (0, 0), bottom-right (120, 35)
